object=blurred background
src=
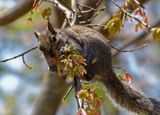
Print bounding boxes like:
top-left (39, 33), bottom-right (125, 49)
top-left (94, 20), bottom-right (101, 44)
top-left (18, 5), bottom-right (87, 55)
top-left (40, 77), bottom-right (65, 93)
top-left (0, 0), bottom-right (160, 115)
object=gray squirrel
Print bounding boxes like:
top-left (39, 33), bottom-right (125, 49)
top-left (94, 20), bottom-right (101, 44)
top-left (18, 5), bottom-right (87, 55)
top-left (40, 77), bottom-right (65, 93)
top-left (34, 24), bottom-right (160, 115)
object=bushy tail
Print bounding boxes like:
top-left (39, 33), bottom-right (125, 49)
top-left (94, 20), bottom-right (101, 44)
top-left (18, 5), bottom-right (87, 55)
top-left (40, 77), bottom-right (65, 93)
top-left (149, 98), bottom-right (160, 115)
top-left (101, 70), bottom-right (160, 115)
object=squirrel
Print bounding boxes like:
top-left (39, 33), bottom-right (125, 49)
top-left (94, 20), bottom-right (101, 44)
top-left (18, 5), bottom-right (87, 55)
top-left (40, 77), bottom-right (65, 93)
top-left (34, 23), bottom-right (160, 115)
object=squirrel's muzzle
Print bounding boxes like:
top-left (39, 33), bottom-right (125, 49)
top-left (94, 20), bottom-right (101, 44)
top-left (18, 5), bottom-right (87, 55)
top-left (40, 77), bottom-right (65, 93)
top-left (48, 64), bottom-right (57, 72)
top-left (44, 56), bottom-right (58, 72)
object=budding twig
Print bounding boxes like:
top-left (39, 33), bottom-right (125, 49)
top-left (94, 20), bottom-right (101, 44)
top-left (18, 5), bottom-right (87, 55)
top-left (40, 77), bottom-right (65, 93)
top-left (111, 0), bottom-right (151, 29)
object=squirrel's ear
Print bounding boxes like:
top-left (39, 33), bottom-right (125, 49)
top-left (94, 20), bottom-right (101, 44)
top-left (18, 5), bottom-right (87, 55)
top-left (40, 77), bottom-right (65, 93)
top-left (34, 31), bottom-right (41, 40)
top-left (47, 21), bottom-right (56, 35)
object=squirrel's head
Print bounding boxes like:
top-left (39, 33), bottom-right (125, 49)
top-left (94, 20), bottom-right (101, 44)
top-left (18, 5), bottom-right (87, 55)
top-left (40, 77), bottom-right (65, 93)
top-left (34, 22), bottom-right (58, 56)
top-left (34, 22), bottom-right (68, 71)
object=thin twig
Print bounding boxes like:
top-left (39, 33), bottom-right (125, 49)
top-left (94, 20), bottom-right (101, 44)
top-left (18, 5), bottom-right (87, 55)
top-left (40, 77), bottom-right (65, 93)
top-left (77, 3), bottom-right (105, 24)
top-left (79, 7), bottom-right (105, 24)
top-left (74, 77), bottom-right (82, 109)
top-left (84, 24), bottom-right (105, 27)
top-left (111, 43), bottom-right (148, 52)
top-left (133, 0), bottom-right (145, 9)
top-left (111, 0), bottom-right (151, 29)
top-left (62, 84), bottom-right (74, 102)
top-left (22, 55), bottom-right (32, 69)
top-left (77, 0), bottom-right (104, 25)
top-left (61, 18), bottom-right (68, 29)
top-left (76, 4), bottom-right (85, 20)
top-left (0, 46), bottom-right (38, 63)
top-left (77, 5), bottom-right (105, 24)
top-left (79, 9), bottom-right (105, 24)
top-left (112, 19), bottom-right (160, 56)
top-left (70, 0), bottom-right (78, 26)
top-left (80, 7), bottom-right (105, 14)
top-left (99, 0), bottom-right (149, 29)
top-left (112, 66), bottom-right (126, 73)
top-left (96, 0), bottom-right (102, 7)
top-left (78, 4), bottom-right (105, 12)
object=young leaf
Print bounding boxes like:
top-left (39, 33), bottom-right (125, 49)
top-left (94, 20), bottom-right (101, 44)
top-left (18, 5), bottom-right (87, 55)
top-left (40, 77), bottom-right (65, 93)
top-left (104, 16), bottom-right (123, 38)
top-left (151, 28), bottom-right (160, 41)
top-left (42, 7), bottom-right (52, 19)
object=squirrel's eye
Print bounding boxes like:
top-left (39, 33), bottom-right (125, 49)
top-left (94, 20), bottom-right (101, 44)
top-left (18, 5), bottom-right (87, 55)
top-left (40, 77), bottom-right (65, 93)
top-left (50, 35), bottom-right (57, 42)
top-left (39, 45), bottom-right (45, 51)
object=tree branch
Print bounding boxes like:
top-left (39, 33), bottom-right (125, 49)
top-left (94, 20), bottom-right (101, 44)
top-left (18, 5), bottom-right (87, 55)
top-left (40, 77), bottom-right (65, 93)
top-left (0, 46), bottom-right (38, 68)
top-left (74, 77), bottom-right (82, 109)
top-left (0, 46), bottom-right (38, 63)
top-left (0, 0), bottom-right (39, 26)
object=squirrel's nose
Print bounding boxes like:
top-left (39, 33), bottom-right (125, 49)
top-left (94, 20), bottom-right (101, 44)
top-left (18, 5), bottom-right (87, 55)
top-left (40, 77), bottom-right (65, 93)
top-left (48, 64), bottom-right (57, 72)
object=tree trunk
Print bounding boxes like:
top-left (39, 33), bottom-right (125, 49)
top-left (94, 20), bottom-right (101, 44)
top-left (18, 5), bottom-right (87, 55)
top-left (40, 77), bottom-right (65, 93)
top-left (32, 72), bottom-right (69, 115)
